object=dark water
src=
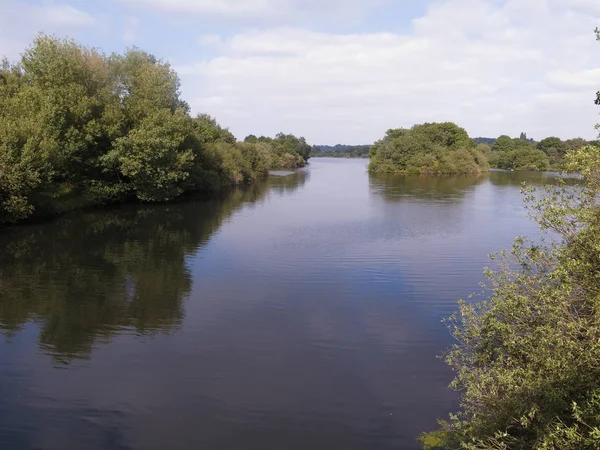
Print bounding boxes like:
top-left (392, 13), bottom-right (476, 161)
top-left (0, 159), bottom-right (560, 450)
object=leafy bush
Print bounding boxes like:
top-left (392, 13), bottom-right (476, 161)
top-left (369, 122), bottom-right (489, 174)
top-left (495, 147), bottom-right (550, 171)
top-left (0, 35), bottom-right (310, 223)
top-left (421, 145), bottom-right (600, 449)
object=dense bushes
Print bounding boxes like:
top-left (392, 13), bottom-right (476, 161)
top-left (0, 35), bottom-right (310, 224)
top-left (422, 27), bottom-right (600, 444)
top-left (368, 122), bottom-right (490, 174)
top-left (311, 144), bottom-right (371, 158)
top-left (487, 134), bottom-right (589, 171)
top-left (422, 145), bottom-right (600, 449)
top-left (244, 134), bottom-right (310, 168)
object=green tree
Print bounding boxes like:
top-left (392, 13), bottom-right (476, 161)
top-left (495, 147), bottom-right (549, 171)
top-left (0, 35), bottom-right (311, 224)
top-left (369, 122), bottom-right (487, 174)
top-left (101, 108), bottom-right (195, 201)
top-left (492, 135), bottom-right (516, 153)
top-left (422, 40), bottom-right (600, 445)
top-left (422, 145), bottom-right (600, 449)
top-left (536, 137), bottom-right (568, 168)
top-left (537, 136), bottom-right (565, 155)
top-left (563, 138), bottom-right (587, 153)
top-left (274, 132), bottom-right (312, 162)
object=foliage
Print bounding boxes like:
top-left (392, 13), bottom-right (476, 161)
top-left (368, 122), bottom-right (489, 174)
top-left (421, 143), bottom-right (600, 449)
top-left (474, 137), bottom-right (497, 146)
top-left (486, 133), bottom-right (589, 171)
top-left (495, 147), bottom-right (550, 171)
top-left (244, 133), bottom-right (311, 167)
top-left (0, 35), bottom-right (310, 224)
top-left (311, 144), bottom-right (371, 158)
top-left (102, 108), bottom-right (195, 202)
top-left (492, 135), bottom-right (516, 153)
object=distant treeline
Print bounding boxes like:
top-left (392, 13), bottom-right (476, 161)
top-left (359, 126), bottom-right (594, 174)
top-left (0, 35), bottom-right (311, 224)
top-left (481, 134), bottom-right (595, 171)
top-left (473, 134), bottom-right (535, 146)
top-left (311, 144), bottom-right (371, 158)
top-left (314, 131), bottom-right (592, 173)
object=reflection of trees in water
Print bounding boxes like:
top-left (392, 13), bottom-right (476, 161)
top-left (369, 172), bottom-right (488, 202)
top-left (488, 169), bottom-right (581, 187)
top-left (370, 170), bottom-right (580, 202)
top-left (0, 173), bottom-right (307, 364)
top-left (266, 170), bottom-right (309, 195)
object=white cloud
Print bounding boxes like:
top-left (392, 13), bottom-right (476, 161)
top-left (178, 0), bottom-right (600, 144)
top-left (116, 0), bottom-right (387, 23)
top-left (547, 68), bottom-right (600, 91)
top-left (0, 1), bottom-right (96, 60)
top-left (568, 0), bottom-right (600, 16)
top-left (118, 0), bottom-right (271, 16)
top-left (42, 4), bottom-right (97, 27)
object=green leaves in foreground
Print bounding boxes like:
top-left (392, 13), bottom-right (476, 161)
top-left (422, 145), bottom-right (600, 449)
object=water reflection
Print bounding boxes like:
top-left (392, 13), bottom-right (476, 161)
top-left (488, 169), bottom-right (581, 186)
top-left (0, 161), bottom-right (559, 450)
top-left (267, 169), bottom-right (310, 194)
top-left (0, 171), bottom-right (307, 364)
top-left (369, 172), bottom-right (487, 202)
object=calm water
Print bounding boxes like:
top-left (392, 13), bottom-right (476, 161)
top-left (0, 159), bottom-right (560, 450)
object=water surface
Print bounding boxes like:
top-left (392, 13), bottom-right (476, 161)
top-left (0, 159), bottom-right (555, 449)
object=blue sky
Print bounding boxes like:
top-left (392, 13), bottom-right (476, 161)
top-left (1, 0), bottom-right (600, 144)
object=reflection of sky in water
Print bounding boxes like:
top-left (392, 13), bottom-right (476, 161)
top-left (0, 159), bottom-right (555, 450)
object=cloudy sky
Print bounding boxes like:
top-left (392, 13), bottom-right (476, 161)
top-left (1, 0), bottom-right (599, 144)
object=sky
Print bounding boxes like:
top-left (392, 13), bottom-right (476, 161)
top-left (1, 0), bottom-right (600, 144)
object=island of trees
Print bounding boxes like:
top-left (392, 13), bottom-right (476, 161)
top-left (367, 123), bottom-right (592, 174)
top-left (0, 35), bottom-right (311, 224)
top-left (368, 122), bottom-right (490, 174)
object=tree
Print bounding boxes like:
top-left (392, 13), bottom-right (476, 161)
top-left (274, 133), bottom-right (312, 161)
top-left (422, 145), bottom-right (600, 449)
top-left (101, 108), bottom-right (195, 202)
top-left (422, 35), bottom-right (600, 448)
top-left (537, 136), bottom-right (565, 155)
top-left (492, 135), bottom-right (516, 153)
top-left (563, 138), bottom-right (587, 153)
top-left (519, 132), bottom-right (527, 140)
top-left (0, 35), bottom-right (312, 223)
top-left (369, 122), bottom-right (488, 174)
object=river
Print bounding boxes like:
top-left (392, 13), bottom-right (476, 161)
top-left (0, 158), bottom-right (563, 450)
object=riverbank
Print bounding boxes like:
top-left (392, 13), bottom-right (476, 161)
top-left (0, 35), bottom-right (311, 225)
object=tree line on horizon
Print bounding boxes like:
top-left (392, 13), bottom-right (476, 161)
top-left (315, 131), bottom-right (592, 173)
top-left (0, 35), bottom-right (311, 224)
top-left (310, 144), bottom-right (371, 158)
